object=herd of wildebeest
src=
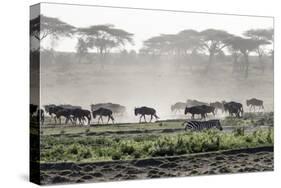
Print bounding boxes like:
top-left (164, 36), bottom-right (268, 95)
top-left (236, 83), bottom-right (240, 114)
top-left (30, 98), bottom-right (265, 130)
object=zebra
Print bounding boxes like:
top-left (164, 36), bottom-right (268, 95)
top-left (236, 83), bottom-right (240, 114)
top-left (183, 119), bottom-right (223, 131)
top-left (246, 98), bottom-right (264, 112)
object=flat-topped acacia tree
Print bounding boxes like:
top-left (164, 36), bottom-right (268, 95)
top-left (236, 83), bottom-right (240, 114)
top-left (226, 36), bottom-right (258, 78)
top-left (244, 29), bottom-right (273, 71)
top-left (78, 25), bottom-right (134, 63)
top-left (30, 14), bottom-right (76, 45)
top-left (199, 29), bottom-right (232, 72)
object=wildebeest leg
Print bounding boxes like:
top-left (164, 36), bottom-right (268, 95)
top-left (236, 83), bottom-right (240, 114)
top-left (150, 115), bottom-right (153, 122)
top-left (139, 115), bottom-right (143, 123)
top-left (107, 116), bottom-right (110, 124)
top-left (111, 116), bottom-right (114, 124)
top-left (100, 116), bottom-right (104, 124)
top-left (144, 115), bottom-right (147, 123)
top-left (191, 114), bottom-right (194, 119)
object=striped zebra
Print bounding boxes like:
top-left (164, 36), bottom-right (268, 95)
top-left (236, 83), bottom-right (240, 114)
top-left (183, 119), bottom-right (223, 131)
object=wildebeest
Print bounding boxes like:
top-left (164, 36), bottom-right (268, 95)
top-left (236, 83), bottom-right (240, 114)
top-left (72, 109), bottom-right (91, 125)
top-left (200, 105), bottom-right (215, 117)
top-left (171, 102), bottom-right (186, 113)
top-left (223, 101), bottom-right (243, 117)
top-left (210, 101), bottom-right (224, 114)
top-left (92, 108), bottom-right (114, 124)
top-left (184, 106), bottom-right (207, 119)
top-left (44, 104), bottom-right (63, 123)
top-left (91, 103), bottom-right (126, 116)
top-left (246, 98), bottom-right (264, 112)
top-left (37, 109), bottom-right (45, 125)
top-left (30, 104), bottom-right (38, 116)
top-left (30, 104), bottom-right (44, 125)
top-left (186, 99), bottom-right (208, 107)
top-left (134, 106), bottom-right (159, 123)
top-left (54, 108), bottom-right (74, 124)
top-left (183, 119), bottom-right (223, 131)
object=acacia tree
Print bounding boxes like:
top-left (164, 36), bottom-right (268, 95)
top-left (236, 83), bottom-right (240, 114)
top-left (226, 36), bottom-right (243, 73)
top-left (199, 29), bottom-right (232, 72)
top-left (78, 25), bottom-right (134, 62)
top-left (30, 14), bottom-right (76, 43)
top-left (244, 29), bottom-right (272, 72)
top-left (229, 37), bottom-right (257, 78)
top-left (142, 34), bottom-right (177, 56)
top-left (142, 30), bottom-right (201, 67)
top-left (75, 38), bottom-right (90, 63)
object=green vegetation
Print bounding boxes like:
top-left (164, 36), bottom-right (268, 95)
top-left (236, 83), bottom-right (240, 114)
top-left (40, 127), bottom-right (273, 163)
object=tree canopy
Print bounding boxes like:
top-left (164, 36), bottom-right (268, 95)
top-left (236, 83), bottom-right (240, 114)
top-left (78, 24), bottom-right (134, 54)
top-left (30, 14), bottom-right (76, 41)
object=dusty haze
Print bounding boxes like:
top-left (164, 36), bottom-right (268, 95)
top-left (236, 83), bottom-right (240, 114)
top-left (40, 60), bottom-right (273, 122)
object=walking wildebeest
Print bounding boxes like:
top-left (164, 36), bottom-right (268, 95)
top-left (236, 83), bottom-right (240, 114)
top-left (91, 103), bottom-right (126, 116)
top-left (223, 101), bottom-right (243, 117)
top-left (37, 109), bottom-right (45, 125)
top-left (73, 108), bottom-right (91, 125)
top-left (171, 102), bottom-right (186, 113)
top-left (134, 106), bottom-right (159, 123)
top-left (246, 98), bottom-right (264, 112)
top-left (30, 104), bottom-right (38, 116)
top-left (184, 106), bottom-right (207, 119)
top-left (200, 105), bottom-right (216, 117)
top-left (92, 108), bottom-right (114, 124)
top-left (210, 101), bottom-right (224, 114)
top-left (54, 108), bottom-right (74, 125)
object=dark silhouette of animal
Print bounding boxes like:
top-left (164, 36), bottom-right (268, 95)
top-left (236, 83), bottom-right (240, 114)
top-left (134, 106), bottom-right (159, 123)
top-left (92, 108), bottom-right (114, 124)
top-left (30, 104), bottom-right (44, 125)
top-left (184, 106), bottom-right (207, 119)
top-left (54, 108), bottom-right (74, 124)
top-left (183, 119), bottom-right (223, 131)
top-left (186, 99), bottom-right (208, 107)
top-left (200, 105), bottom-right (216, 117)
top-left (30, 104), bottom-right (38, 116)
top-left (91, 103), bottom-right (126, 115)
top-left (37, 109), bottom-right (45, 125)
top-left (73, 109), bottom-right (91, 125)
top-left (246, 98), bottom-right (264, 112)
top-left (44, 104), bottom-right (63, 122)
top-left (171, 102), bottom-right (186, 113)
top-left (210, 101), bottom-right (224, 113)
top-left (223, 101), bottom-right (243, 117)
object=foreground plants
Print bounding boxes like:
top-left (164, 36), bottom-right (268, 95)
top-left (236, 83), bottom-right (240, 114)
top-left (40, 128), bottom-right (273, 163)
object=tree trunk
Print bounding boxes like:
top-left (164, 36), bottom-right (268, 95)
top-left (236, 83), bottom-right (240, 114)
top-left (232, 54), bottom-right (239, 74)
top-left (258, 54), bottom-right (264, 74)
top-left (205, 52), bottom-right (214, 73)
top-left (244, 53), bottom-right (249, 79)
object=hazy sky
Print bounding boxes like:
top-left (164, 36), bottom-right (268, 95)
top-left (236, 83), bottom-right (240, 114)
top-left (39, 3), bottom-right (274, 52)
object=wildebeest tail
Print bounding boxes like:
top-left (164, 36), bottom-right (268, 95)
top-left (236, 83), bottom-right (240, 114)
top-left (154, 114), bottom-right (159, 119)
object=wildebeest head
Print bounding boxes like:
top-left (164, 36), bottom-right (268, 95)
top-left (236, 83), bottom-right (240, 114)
top-left (171, 105), bottom-right (175, 112)
top-left (184, 107), bottom-right (190, 115)
top-left (92, 110), bottom-right (97, 119)
top-left (134, 107), bottom-right (139, 116)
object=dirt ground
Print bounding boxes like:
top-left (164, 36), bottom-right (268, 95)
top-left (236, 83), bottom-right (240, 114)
top-left (39, 146), bottom-right (273, 185)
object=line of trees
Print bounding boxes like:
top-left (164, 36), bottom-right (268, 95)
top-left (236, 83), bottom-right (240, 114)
top-left (30, 14), bottom-right (274, 78)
